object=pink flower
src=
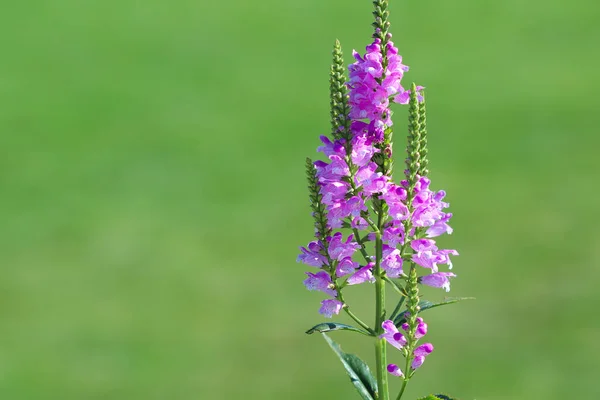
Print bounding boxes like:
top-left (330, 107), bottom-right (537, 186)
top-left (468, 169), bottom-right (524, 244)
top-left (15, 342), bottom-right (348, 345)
top-left (319, 299), bottom-right (343, 318)
top-left (379, 320), bottom-right (407, 350)
top-left (420, 272), bottom-right (457, 292)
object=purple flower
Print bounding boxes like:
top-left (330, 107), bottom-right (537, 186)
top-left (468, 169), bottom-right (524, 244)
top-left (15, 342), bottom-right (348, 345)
top-left (380, 320), bottom-right (407, 350)
top-left (317, 135), bottom-right (345, 158)
top-left (420, 272), bottom-right (457, 292)
top-left (382, 183), bottom-right (409, 221)
top-left (411, 343), bottom-right (434, 369)
top-left (319, 299), bottom-right (343, 318)
top-left (411, 241), bottom-right (458, 272)
top-left (303, 271), bottom-right (337, 297)
top-left (411, 250), bottom-right (440, 272)
top-left (381, 245), bottom-right (403, 278)
top-left (387, 364), bottom-right (404, 377)
top-left (297, 241), bottom-right (327, 267)
top-left (351, 134), bottom-right (378, 167)
top-left (347, 263), bottom-right (375, 285)
top-left (355, 162), bottom-right (388, 195)
top-left (315, 156), bottom-right (349, 182)
top-left (328, 232), bottom-right (361, 261)
top-left (415, 320), bottom-right (428, 339)
top-left (320, 181), bottom-right (349, 206)
top-left (410, 238), bottom-right (437, 252)
top-left (351, 217), bottom-right (370, 231)
top-left (336, 257), bottom-right (358, 278)
top-left (427, 213), bottom-right (453, 237)
top-left (411, 177), bottom-right (454, 235)
top-left (382, 222), bottom-right (405, 247)
top-left (401, 317), bottom-right (425, 337)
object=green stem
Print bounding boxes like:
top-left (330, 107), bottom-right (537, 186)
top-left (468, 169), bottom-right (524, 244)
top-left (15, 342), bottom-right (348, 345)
top-left (374, 220), bottom-right (389, 399)
top-left (352, 228), bottom-right (372, 263)
top-left (383, 276), bottom-right (406, 296)
top-left (345, 308), bottom-right (375, 335)
top-left (396, 264), bottom-right (419, 400)
top-left (396, 370), bottom-right (409, 400)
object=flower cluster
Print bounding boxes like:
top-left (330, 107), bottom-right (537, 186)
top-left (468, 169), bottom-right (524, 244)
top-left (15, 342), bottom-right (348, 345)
top-left (381, 318), bottom-right (434, 377)
top-left (409, 176), bottom-right (458, 291)
top-left (297, 37), bottom-right (457, 320)
top-left (348, 37), bottom-right (412, 143)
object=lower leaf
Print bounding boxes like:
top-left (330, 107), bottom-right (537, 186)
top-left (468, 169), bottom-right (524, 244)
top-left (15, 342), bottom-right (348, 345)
top-left (321, 333), bottom-right (378, 400)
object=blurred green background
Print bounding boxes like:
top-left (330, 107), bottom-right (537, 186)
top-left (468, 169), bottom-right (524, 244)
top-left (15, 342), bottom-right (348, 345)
top-left (1, 0), bottom-right (599, 399)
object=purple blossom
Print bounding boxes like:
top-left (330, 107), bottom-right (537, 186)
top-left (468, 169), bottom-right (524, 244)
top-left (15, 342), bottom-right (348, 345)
top-left (380, 320), bottom-right (407, 350)
top-left (411, 176), bottom-right (453, 234)
top-left (328, 232), bottom-right (361, 261)
top-left (427, 213), bottom-right (453, 237)
top-left (410, 238), bottom-right (437, 252)
top-left (411, 239), bottom-right (458, 272)
top-left (420, 272), bottom-right (457, 292)
top-left (317, 135), bottom-right (345, 158)
top-left (382, 183), bottom-right (409, 221)
top-left (315, 156), bottom-right (349, 182)
top-left (415, 319), bottom-right (428, 339)
top-left (297, 241), bottom-right (327, 267)
top-left (387, 364), bottom-right (404, 377)
top-left (381, 245), bottom-right (403, 278)
top-left (336, 257), bottom-right (359, 278)
top-left (355, 162), bottom-right (388, 195)
top-left (319, 299), bottom-right (343, 318)
top-left (303, 271), bottom-right (337, 297)
top-left (320, 181), bottom-right (349, 206)
top-left (347, 263), bottom-right (375, 285)
top-left (411, 250), bottom-right (440, 272)
top-left (351, 134), bottom-right (378, 167)
top-left (382, 222), bottom-right (405, 247)
top-left (411, 343), bottom-right (434, 369)
top-left (351, 217), bottom-right (370, 231)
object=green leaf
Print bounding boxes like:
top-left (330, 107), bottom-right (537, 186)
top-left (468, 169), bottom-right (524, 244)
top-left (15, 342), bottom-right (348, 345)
top-left (305, 322), bottom-right (371, 336)
top-left (416, 393), bottom-right (459, 399)
top-left (393, 297), bottom-right (474, 326)
top-left (321, 333), bottom-right (378, 400)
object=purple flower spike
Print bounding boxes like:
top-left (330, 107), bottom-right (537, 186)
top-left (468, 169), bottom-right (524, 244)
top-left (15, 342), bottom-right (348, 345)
top-left (420, 272), bottom-right (457, 292)
top-left (303, 271), bottom-right (337, 297)
top-left (319, 299), bottom-right (343, 318)
top-left (380, 320), bottom-right (407, 350)
top-left (387, 364), bottom-right (404, 377)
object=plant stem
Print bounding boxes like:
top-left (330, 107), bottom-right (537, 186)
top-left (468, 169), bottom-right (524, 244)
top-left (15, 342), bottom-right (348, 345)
top-left (396, 375), bottom-right (409, 400)
top-left (374, 215), bottom-right (388, 399)
top-left (352, 228), bottom-right (372, 263)
top-left (344, 307), bottom-right (375, 335)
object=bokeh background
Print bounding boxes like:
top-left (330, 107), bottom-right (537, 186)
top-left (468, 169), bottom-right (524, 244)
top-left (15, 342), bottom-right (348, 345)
top-left (1, 0), bottom-right (599, 399)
